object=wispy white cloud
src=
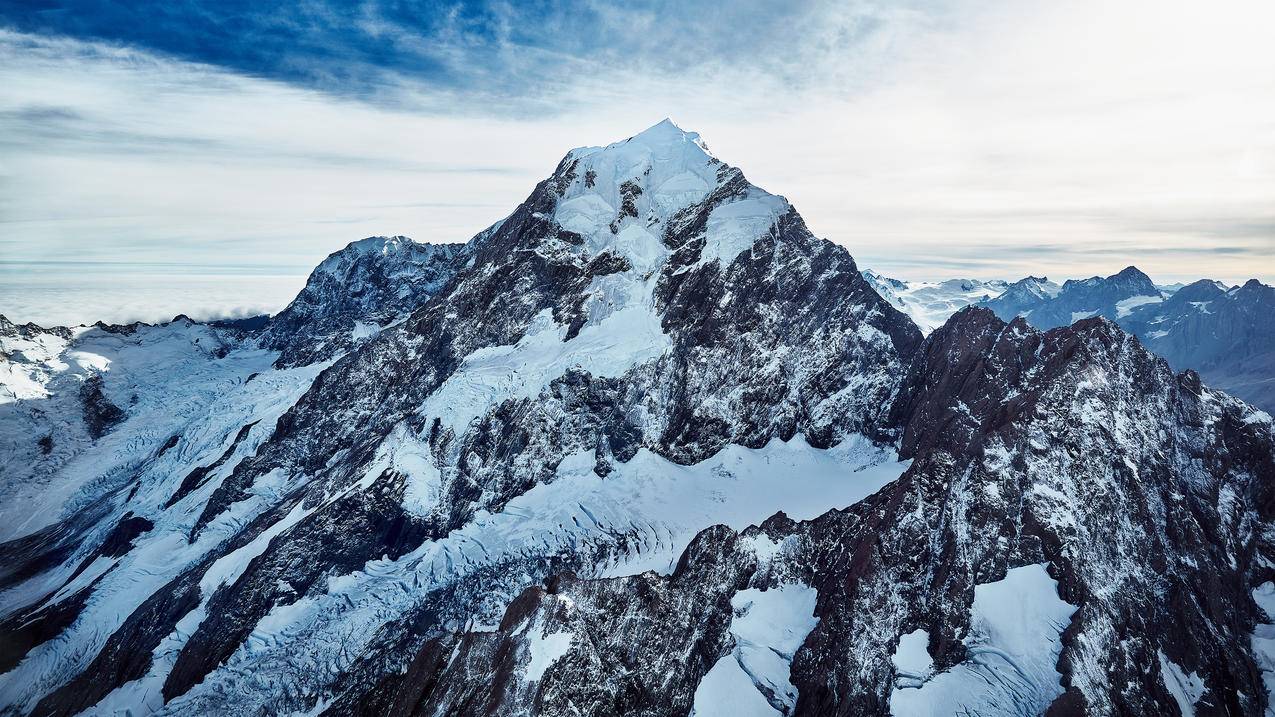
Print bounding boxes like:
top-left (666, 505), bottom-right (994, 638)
top-left (1, 0), bottom-right (1273, 325)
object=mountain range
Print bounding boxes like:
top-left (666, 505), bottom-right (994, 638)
top-left (870, 266), bottom-right (1275, 414)
top-left (2, 120), bottom-right (1274, 717)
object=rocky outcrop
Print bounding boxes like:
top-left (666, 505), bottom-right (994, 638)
top-left (78, 374), bottom-right (126, 439)
top-left (258, 236), bottom-right (469, 367)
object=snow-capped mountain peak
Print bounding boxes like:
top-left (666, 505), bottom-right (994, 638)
top-left (0, 123), bottom-right (920, 715)
top-left (4, 124), bottom-right (1274, 717)
top-left (572, 117), bottom-right (712, 162)
top-left (550, 118), bottom-right (788, 274)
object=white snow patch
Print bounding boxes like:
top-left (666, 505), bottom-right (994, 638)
top-left (692, 583), bottom-right (819, 716)
top-left (419, 289), bottom-right (670, 433)
top-left (892, 629), bottom-right (934, 688)
top-left (359, 423), bottom-right (443, 515)
top-left (350, 321), bottom-right (379, 341)
top-left (1116, 294), bottom-right (1162, 317)
top-left (1244, 409), bottom-right (1272, 426)
top-left (609, 223), bottom-right (665, 273)
top-left (700, 189), bottom-right (789, 268)
top-left (1250, 582), bottom-right (1275, 713)
top-left (1157, 650), bottom-right (1205, 717)
top-left (555, 193), bottom-right (616, 236)
top-left (691, 650), bottom-right (779, 717)
top-left (889, 563), bottom-right (1077, 716)
top-left (524, 627), bottom-right (574, 683)
top-left (741, 533), bottom-right (785, 563)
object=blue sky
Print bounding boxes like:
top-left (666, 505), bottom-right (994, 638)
top-left (1, 0), bottom-right (1273, 325)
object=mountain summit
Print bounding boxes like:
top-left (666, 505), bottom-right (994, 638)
top-left (1, 124), bottom-right (1273, 717)
top-left (981, 265), bottom-right (1161, 329)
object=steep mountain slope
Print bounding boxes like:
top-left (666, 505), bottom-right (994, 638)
top-left (0, 120), bottom-right (921, 716)
top-left (327, 309), bottom-right (1275, 717)
top-left (258, 236), bottom-right (469, 367)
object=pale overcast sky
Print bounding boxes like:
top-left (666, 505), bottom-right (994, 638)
top-left (1, 0), bottom-right (1273, 325)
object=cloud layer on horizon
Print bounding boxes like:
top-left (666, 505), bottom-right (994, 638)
top-left (1, 0), bottom-right (1273, 324)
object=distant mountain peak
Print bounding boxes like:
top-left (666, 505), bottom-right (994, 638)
top-left (1115, 265), bottom-right (1149, 279)
top-left (571, 118), bottom-right (712, 165)
top-left (1111, 265), bottom-right (1157, 289)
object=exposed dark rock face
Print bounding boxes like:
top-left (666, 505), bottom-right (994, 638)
top-left (0, 315), bottom-right (73, 342)
top-left (0, 582), bottom-right (101, 677)
top-left (2, 122), bottom-right (1273, 717)
top-left (208, 314), bottom-right (270, 332)
top-left (79, 374), bottom-right (126, 439)
top-left (165, 421), bottom-right (258, 509)
top-left (392, 528), bottom-right (754, 717)
top-left (96, 513), bottom-right (155, 558)
top-left (979, 267), bottom-right (1275, 413)
top-left (258, 236), bottom-right (469, 367)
